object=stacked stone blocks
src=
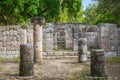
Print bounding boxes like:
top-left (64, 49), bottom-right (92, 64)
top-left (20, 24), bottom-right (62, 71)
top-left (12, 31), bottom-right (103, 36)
top-left (0, 26), bottom-right (26, 51)
top-left (0, 23), bottom-right (119, 58)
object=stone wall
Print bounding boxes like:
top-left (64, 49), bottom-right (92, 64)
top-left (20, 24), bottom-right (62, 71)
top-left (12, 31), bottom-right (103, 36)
top-left (52, 23), bottom-right (89, 50)
top-left (117, 28), bottom-right (120, 56)
top-left (43, 23), bottom-right (54, 51)
top-left (118, 28), bottom-right (120, 44)
top-left (0, 25), bottom-right (27, 51)
top-left (86, 32), bottom-right (98, 48)
top-left (26, 25), bottom-right (33, 44)
top-left (0, 23), bottom-right (119, 58)
top-left (98, 24), bottom-right (119, 57)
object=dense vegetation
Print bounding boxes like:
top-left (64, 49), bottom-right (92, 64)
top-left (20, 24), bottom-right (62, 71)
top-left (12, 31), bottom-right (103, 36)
top-left (0, 0), bottom-right (120, 27)
top-left (0, 0), bottom-right (84, 25)
top-left (84, 0), bottom-right (120, 27)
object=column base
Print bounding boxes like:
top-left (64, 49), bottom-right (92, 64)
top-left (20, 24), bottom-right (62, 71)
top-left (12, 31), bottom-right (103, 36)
top-left (17, 76), bottom-right (34, 79)
top-left (78, 54), bottom-right (87, 63)
top-left (85, 75), bottom-right (108, 80)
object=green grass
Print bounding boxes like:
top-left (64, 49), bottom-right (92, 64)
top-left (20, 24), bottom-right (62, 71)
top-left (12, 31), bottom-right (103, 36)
top-left (0, 57), bottom-right (20, 62)
top-left (53, 47), bottom-right (73, 52)
top-left (70, 64), bottom-right (89, 80)
top-left (105, 57), bottom-right (120, 63)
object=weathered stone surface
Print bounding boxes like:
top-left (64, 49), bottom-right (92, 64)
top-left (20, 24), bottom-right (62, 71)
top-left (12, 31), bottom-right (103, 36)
top-left (31, 17), bottom-right (45, 25)
top-left (32, 17), bottom-right (45, 63)
top-left (73, 39), bottom-right (78, 51)
top-left (98, 23), bottom-right (118, 52)
top-left (27, 34), bottom-right (33, 43)
top-left (0, 25), bottom-right (28, 51)
top-left (78, 38), bottom-right (88, 62)
top-left (6, 31), bottom-right (9, 35)
top-left (20, 30), bottom-right (27, 44)
top-left (105, 52), bottom-right (117, 57)
top-left (0, 42), bottom-right (2, 47)
top-left (2, 32), bottom-right (6, 36)
top-left (0, 23), bottom-right (119, 58)
top-left (9, 30), bottom-right (13, 35)
top-left (0, 32), bottom-right (2, 37)
top-left (91, 49), bottom-right (105, 77)
top-left (43, 25), bottom-right (53, 51)
top-left (86, 32), bottom-right (98, 48)
top-left (20, 44), bottom-right (34, 76)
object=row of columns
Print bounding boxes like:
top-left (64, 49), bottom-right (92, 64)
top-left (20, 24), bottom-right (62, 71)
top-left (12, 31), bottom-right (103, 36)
top-left (78, 38), bottom-right (87, 62)
top-left (19, 17), bottom-right (45, 78)
top-left (78, 38), bottom-right (105, 78)
top-left (19, 44), bottom-right (105, 78)
top-left (19, 17), bottom-right (106, 78)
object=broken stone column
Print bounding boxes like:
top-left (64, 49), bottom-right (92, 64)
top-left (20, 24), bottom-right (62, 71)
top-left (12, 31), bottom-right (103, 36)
top-left (19, 44), bottom-right (34, 77)
top-left (78, 38), bottom-right (88, 62)
top-left (31, 17), bottom-right (45, 63)
top-left (91, 49), bottom-right (105, 77)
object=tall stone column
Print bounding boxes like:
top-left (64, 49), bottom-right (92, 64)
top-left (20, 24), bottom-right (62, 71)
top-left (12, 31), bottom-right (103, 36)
top-left (19, 44), bottom-right (34, 77)
top-left (78, 38), bottom-right (88, 62)
top-left (31, 17), bottom-right (45, 63)
top-left (91, 49), bottom-right (105, 77)
top-left (44, 24), bottom-right (53, 51)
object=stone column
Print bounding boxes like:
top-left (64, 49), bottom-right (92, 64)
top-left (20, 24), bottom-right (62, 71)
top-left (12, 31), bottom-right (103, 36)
top-left (78, 38), bottom-right (87, 62)
top-left (19, 44), bottom-right (34, 77)
top-left (31, 17), bottom-right (45, 63)
top-left (44, 24), bottom-right (53, 51)
top-left (73, 39), bottom-right (78, 51)
top-left (91, 49), bottom-right (105, 77)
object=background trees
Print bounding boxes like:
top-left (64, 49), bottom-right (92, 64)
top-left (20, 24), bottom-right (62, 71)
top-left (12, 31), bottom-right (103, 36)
top-left (0, 0), bottom-right (120, 27)
top-left (84, 0), bottom-right (120, 27)
top-left (0, 0), bottom-right (84, 25)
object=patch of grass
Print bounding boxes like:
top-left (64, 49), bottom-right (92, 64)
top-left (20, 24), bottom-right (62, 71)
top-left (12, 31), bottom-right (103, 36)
top-left (69, 64), bottom-right (89, 80)
top-left (53, 47), bottom-right (73, 52)
top-left (0, 57), bottom-right (20, 62)
top-left (0, 58), bottom-right (6, 62)
top-left (105, 57), bottom-right (120, 63)
top-left (13, 57), bottom-right (20, 62)
top-left (70, 76), bottom-right (80, 80)
top-left (70, 69), bottom-right (89, 80)
top-left (0, 68), bottom-right (3, 72)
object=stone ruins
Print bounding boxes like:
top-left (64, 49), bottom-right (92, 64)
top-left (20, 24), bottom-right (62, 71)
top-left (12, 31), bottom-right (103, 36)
top-left (19, 44), bottom-right (34, 77)
top-left (0, 23), bottom-right (119, 58)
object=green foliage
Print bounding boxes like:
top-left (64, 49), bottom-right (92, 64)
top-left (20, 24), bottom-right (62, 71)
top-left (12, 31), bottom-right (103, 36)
top-left (0, 0), bottom-right (84, 25)
top-left (84, 0), bottom-right (120, 27)
top-left (0, 57), bottom-right (20, 62)
top-left (97, 0), bottom-right (120, 27)
top-left (84, 3), bottom-right (100, 25)
top-left (60, 0), bottom-right (84, 22)
top-left (106, 57), bottom-right (120, 63)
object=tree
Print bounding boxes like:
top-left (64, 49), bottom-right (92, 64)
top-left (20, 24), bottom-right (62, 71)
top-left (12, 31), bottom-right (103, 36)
top-left (60, 0), bottom-right (84, 22)
top-left (0, 0), bottom-right (84, 25)
top-left (84, 3), bottom-right (101, 25)
top-left (97, 0), bottom-right (120, 27)
top-left (0, 0), bottom-right (24, 25)
top-left (84, 0), bottom-right (120, 27)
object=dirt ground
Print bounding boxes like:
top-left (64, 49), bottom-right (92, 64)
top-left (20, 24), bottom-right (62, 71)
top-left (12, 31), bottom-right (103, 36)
top-left (0, 58), bottom-right (119, 80)
top-left (0, 59), bottom-right (88, 80)
top-left (106, 62), bottom-right (120, 80)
